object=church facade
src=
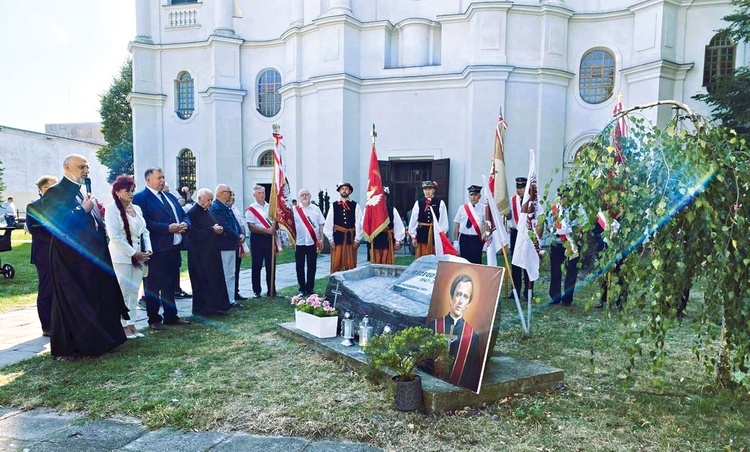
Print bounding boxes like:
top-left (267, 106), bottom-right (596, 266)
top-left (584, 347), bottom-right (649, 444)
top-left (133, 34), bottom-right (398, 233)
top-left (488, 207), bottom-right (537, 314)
top-left (129, 0), bottom-right (741, 215)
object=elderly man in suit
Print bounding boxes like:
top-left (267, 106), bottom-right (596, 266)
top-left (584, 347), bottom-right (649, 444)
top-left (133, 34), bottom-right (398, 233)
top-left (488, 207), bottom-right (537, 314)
top-left (211, 184), bottom-right (245, 306)
top-left (133, 168), bottom-right (191, 330)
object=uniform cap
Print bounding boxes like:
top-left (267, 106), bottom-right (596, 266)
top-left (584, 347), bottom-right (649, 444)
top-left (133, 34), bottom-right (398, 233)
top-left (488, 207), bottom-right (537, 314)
top-left (336, 182), bottom-right (354, 192)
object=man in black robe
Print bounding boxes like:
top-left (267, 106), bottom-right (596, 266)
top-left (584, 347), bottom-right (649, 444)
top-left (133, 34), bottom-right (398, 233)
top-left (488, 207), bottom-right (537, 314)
top-left (186, 188), bottom-right (232, 317)
top-left (42, 154), bottom-right (128, 361)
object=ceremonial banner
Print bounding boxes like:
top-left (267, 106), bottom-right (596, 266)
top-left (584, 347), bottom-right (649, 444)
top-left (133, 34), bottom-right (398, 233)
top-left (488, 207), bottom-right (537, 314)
top-left (511, 149), bottom-right (541, 281)
top-left (430, 206), bottom-right (459, 256)
top-left (612, 95), bottom-right (627, 165)
top-left (488, 113), bottom-right (510, 215)
top-left (362, 142), bottom-right (390, 241)
top-left (269, 131), bottom-right (296, 248)
top-left (482, 175), bottom-right (510, 267)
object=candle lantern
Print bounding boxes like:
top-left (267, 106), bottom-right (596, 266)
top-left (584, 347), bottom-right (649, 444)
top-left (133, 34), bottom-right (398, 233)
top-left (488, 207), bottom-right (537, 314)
top-left (358, 316), bottom-right (374, 347)
top-left (340, 311), bottom-right (355, 346)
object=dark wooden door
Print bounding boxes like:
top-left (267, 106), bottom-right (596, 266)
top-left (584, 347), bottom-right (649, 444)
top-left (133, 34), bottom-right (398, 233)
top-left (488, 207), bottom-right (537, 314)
top-left (378, 158), bottom-right (450, 221)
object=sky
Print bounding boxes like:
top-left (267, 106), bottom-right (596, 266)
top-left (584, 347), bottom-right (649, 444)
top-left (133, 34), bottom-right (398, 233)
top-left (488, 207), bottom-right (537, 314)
top-left (0, 1), bottom-right (136, 133)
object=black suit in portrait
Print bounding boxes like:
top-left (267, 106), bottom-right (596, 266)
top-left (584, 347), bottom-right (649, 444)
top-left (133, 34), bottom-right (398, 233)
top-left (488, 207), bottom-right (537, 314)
top-left (133, 188), bottom-right (187, 325)
top-left (186, 204), bottom-right (232, 316)
top-left (41, 177), bottom-right (128, 357)
top-left (26, 197), bottom-right (54, 334)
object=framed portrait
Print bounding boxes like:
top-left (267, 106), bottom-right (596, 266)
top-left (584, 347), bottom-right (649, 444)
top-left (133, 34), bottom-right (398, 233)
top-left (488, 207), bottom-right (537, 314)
top-left (425, 260), bottom-right (504, 393)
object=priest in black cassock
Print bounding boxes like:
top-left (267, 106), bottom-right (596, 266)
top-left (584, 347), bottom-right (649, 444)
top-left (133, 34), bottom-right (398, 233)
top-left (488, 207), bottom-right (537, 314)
top-left (42, 154), bottom-right (128, 361)
top-left (186, 188), bottom-right (232, 317)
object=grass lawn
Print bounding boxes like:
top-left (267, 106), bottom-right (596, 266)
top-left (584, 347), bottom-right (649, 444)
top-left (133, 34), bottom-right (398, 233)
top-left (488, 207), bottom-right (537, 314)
top-left (0, 242), bottom-right (748, 450)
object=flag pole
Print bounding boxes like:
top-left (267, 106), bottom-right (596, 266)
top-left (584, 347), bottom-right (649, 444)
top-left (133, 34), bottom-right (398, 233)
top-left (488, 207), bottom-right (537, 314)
top-left (270, 223), bottom-right (277, 296)
top-left (502, 245), bottom-right (528, 335)
top-left (269, 124), bottom-right (280, 297)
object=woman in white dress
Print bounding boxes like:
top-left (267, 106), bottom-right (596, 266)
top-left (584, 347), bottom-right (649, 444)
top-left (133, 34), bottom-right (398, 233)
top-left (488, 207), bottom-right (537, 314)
top-left (105, 175), bottom-right (152, 339)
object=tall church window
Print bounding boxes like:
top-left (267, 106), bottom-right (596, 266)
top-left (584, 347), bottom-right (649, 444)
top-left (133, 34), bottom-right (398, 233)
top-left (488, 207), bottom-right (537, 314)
top-left (175, 71), bottom-right (194, 120)
top-left (258, 150), bottom-right (274, 167)
top-left (257, 69), bottom-right (281, 117)
top-left (579, 49), bottom-right (615, 104)
top-left (177, 149), bottom-right (197, 192)
top-left (703, 33), bottom-right (736, 94)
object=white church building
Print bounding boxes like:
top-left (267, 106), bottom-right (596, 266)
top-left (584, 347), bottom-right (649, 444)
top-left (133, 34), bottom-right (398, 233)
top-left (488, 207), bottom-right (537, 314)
top-left (129, 0), bottom-right (742, 215)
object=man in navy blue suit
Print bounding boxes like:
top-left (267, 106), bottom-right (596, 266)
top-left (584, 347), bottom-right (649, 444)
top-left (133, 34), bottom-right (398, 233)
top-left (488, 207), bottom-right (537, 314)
top-left (210, 184), bottom-right (245, 307)
top-left (133, 168), bottom-right (191, 330)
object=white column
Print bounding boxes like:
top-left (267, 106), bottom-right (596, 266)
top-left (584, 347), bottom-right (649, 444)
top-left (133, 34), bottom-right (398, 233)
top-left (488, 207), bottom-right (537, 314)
top-left (327, 0), bottom-right (351, 15)
top-left (215, 0), bottom-right (235, 36)
top-left (135, 0), bottom-right (152, 43)
top-left (291, 0), bottom-right (304, 26)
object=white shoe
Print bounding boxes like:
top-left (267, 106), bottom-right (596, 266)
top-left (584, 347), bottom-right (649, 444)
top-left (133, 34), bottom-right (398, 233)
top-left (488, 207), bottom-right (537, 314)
top-left (126, 334), bottom-right (138, 339)
top-left (134, 332), bottom-right (144, 338)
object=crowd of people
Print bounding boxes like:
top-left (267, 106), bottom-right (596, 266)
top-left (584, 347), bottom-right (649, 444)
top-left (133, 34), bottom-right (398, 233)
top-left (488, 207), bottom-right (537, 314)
top-left (23, 152), bottom-right (590, 363)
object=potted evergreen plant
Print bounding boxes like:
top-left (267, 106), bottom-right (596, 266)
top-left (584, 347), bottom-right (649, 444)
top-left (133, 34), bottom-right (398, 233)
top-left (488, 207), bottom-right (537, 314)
top-left (313, 189), bottom-right (331, 254)
top-left (364, 326), bottom-right (451, 411)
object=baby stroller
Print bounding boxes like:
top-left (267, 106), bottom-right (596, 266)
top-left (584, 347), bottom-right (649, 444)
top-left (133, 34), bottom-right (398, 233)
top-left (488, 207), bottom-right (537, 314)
top-left (0, 227), bottom-right (15, 278)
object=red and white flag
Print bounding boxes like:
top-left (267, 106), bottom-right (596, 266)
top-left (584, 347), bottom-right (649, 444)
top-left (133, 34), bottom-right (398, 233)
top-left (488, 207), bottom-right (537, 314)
top-left (511, 149), bottom-right (541, 281)
top-left (362, 142), bottom-right (390, 241)
top-left (488, 113), bottom-right (510, 215)
top-left (269, 131), bottom-right (296, 250)
top-left (430, 206), bottom-right (459, 256)
top-left (483, 175), bottom-right (510, 267)
top-left (612, 95), bottom-right (627, 165)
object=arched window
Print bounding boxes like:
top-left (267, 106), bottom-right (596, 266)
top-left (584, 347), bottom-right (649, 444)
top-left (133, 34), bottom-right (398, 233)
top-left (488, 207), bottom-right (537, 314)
top-left (175, 71), bottom-right (195, 120)
top-left (177, 149), bottom-right (197, 192)
top-left (258, 150), bottom-right (274, 167)
top-left (257, 69), bottom-right (281, 117)
top-left (579, 49), bottom-right (615, 104)
top-left (703, 33), bottom-right (736, 94)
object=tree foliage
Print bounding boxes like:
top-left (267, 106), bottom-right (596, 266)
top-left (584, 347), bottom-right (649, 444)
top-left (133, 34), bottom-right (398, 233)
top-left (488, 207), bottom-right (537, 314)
top-left (97, 59), bottom-right (133, 182)
top-left (0, 158), bottom-right (6, 201)
top-left (561, 105), bottom-right (749, 390)
top-left (693, 0), bottom-right (750, 136)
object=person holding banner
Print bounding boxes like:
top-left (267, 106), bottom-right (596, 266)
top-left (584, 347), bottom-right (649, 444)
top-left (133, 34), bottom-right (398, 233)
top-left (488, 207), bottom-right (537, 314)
top-left (246, 185), bottom-right (278, 298)
top-left (453, 185), bottom-right (487, 264)
top-left (324, 182), bottom-right (363, 272)
top-left (408, 181), bottom-right (449, 257)
top-left (547, 193), bottom-right (581, 306)
top-left (293, 188), bottom-right (325, 296)
top-left (370, 187), bottom-right (405, 264)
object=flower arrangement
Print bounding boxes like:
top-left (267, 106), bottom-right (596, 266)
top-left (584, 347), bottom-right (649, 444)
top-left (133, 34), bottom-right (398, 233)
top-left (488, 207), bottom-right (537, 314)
top-left (290, 293), bottom-right (338, 318)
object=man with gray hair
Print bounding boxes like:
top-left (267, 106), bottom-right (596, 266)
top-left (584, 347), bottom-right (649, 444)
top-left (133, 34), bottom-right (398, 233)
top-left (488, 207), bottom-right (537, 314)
top-left (292, 188), bottom-right (325, 296)
top-left (245, 185), bottom-right (277, 298)
top-left (211, 184), bottom-right (245, 306)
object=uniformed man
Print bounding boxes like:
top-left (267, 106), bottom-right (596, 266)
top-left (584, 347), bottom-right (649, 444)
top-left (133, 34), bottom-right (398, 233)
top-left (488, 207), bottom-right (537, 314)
top-left (324, 182), bottom-right (363, 273)
top-left (370, 187), bottom-right (405, 264)
top-left (508, 177), bottom-right (529, 297)
top-left (408, 180), bottom-right (448, 257)
top-left (453, 185), bottom-right (487, 264)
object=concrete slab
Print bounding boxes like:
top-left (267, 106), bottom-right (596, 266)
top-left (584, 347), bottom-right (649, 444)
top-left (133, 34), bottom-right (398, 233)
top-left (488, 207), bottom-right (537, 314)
top-left (49, 419), bottom-right (147, 449)
top-left (0, 350), bottom-right (39, 367)
top-left (210, 433), bottom-right (309, 451)
top-left (277, 322), bottom-right (564, 412)
top-left (0, 437), bottom-right (36, 452)
top-left (0, 408), bottom-right (82, 441)
top-left (121, 428), bottom-right (227, 451)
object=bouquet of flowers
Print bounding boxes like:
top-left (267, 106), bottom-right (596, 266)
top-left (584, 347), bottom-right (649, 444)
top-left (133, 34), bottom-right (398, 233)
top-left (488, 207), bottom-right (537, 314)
top-left (290, 293), bottom-right (338, 318)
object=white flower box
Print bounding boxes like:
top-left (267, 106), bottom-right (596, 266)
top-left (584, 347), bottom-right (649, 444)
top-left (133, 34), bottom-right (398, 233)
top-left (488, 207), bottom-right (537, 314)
top-left (294, 310), bottom-right (338, 338)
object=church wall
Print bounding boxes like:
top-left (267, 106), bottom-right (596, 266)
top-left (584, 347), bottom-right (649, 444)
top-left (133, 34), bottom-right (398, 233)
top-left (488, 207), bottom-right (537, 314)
top-left (238, 0), bottom-right (294, 41)
top-left (0, 127), bottom-right (112, 209)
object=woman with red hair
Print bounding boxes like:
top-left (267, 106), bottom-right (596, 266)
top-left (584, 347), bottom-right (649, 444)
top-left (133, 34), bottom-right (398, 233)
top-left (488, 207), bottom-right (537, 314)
top-left (105, 175), bottom-right (152, 339)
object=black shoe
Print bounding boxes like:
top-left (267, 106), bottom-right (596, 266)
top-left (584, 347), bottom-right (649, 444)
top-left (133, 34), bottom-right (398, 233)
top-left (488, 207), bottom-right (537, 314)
top-left (137, 299), bottom-right (147, 310)
top-left (297, 292), bottom-right (306, 298)
top-left (54, 355), bottom-right (76, 362)
top-left (175, 290), bottom-right (192, 298)
top-left (164, 318), bottom-right (192, 326)
top-left (235, 293), bottom-right (248, 301)
top-left (42, 330), bottom-right (51, 337)
top-left (230, 302), bottom-right (245, 309)
top-left (254, 293), bottom-right (262, 299)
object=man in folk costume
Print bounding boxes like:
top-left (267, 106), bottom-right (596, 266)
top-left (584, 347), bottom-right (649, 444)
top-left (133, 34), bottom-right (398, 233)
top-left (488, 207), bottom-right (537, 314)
top-left (370, 187), bottom-right (405, 264)
top-left (453, 185), bottom-right (488, 265)
top-left (245, 185), bottom-right (278, 298)
top-left (408, 180), bottom-right (449, 258)
top-left (430, 274), bottom-right (481, 392)
top-left (547, 189), bottom-right (581, 306)
top-left (293, 188), bottom-right (325, 296)
top-left (507, 177), bottom-right (530, 297)
top-left (323, 182), bottom-right (363, 272)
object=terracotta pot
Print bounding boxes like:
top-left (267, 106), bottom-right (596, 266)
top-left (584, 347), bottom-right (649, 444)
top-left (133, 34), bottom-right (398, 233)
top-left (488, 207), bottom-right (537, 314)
top-left (392, 374), bottom-right (422, 411)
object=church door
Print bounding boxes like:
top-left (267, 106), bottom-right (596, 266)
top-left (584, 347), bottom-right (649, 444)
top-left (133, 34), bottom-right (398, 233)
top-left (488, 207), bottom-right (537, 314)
top-left (379, 158), bottom-right (450, 222)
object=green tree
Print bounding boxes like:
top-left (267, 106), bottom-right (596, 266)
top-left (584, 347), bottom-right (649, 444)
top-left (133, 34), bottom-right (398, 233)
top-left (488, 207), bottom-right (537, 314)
top-left (693, 0), bottom-right (750, 136)
top-left (0, 158), bottom-right (6, 201)
top-left (97, 59), bottom-right (133, 182)
top-left (562, 101), bottom-right (749, 390)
